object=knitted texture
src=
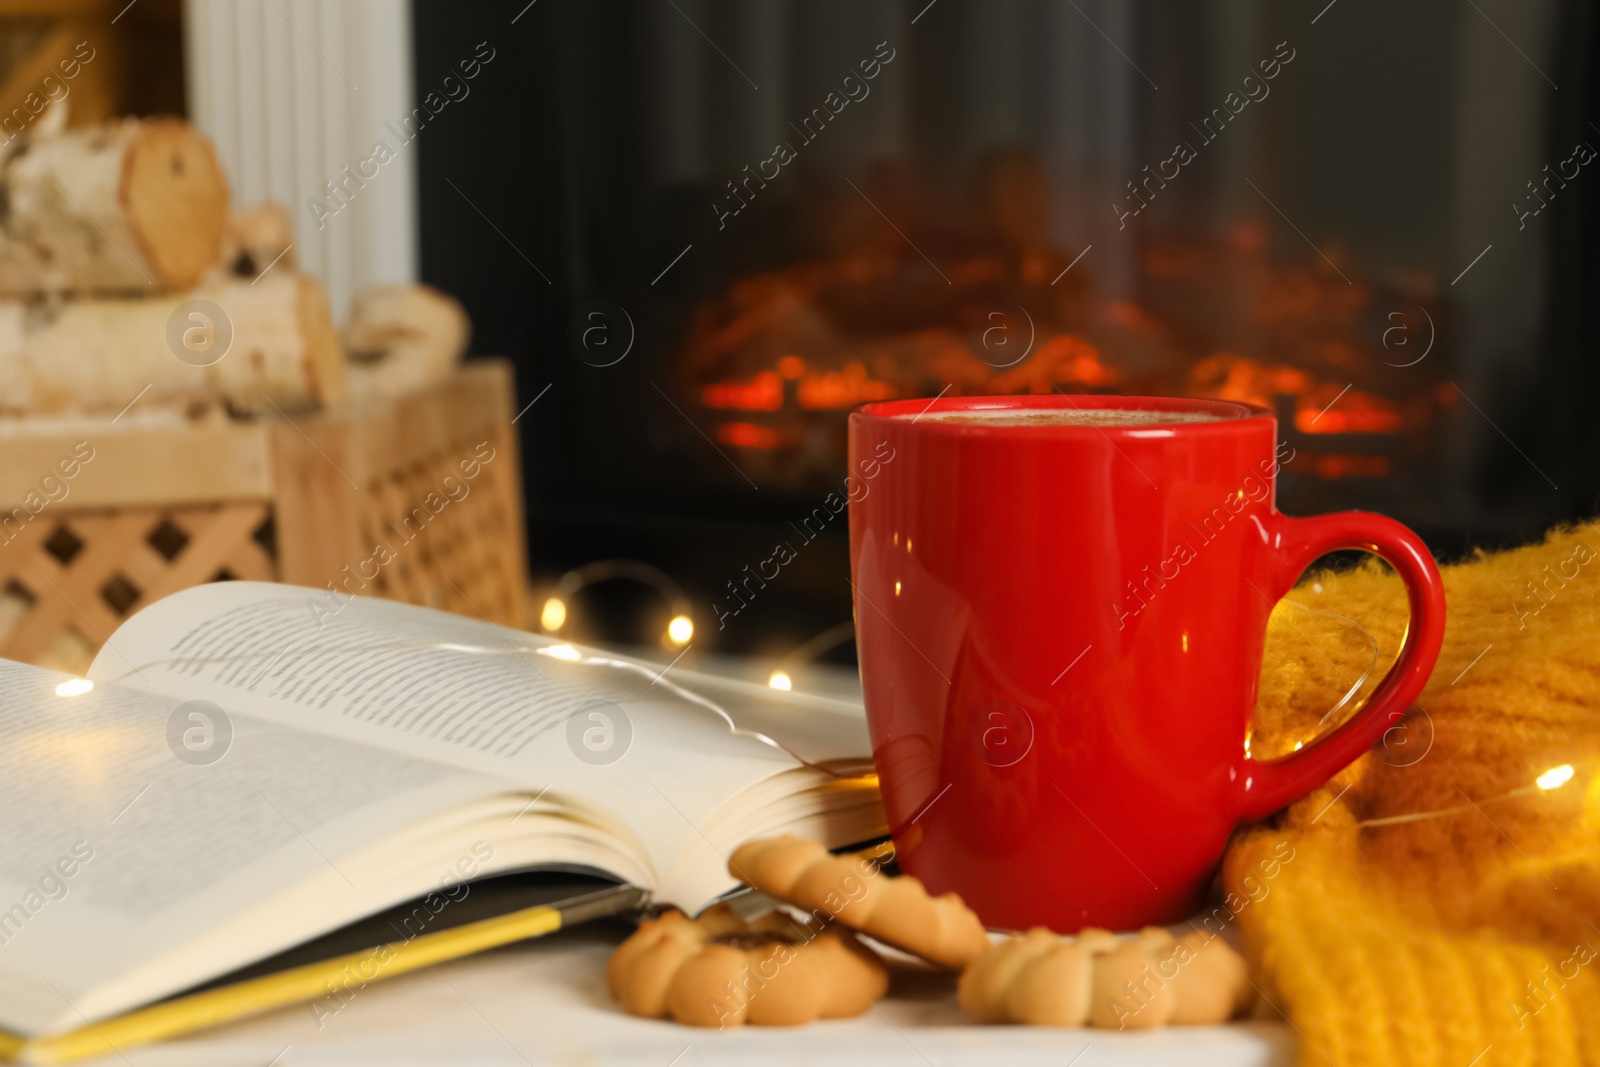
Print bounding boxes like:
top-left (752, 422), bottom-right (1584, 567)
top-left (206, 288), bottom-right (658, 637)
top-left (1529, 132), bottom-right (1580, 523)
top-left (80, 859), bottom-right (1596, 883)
top-left (1228, 525), bottom-right (1600, 1067)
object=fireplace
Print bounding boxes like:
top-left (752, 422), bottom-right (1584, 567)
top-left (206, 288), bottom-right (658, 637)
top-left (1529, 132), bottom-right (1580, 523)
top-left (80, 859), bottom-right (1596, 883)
top-left (413, 0), bottom-right (1600, 656)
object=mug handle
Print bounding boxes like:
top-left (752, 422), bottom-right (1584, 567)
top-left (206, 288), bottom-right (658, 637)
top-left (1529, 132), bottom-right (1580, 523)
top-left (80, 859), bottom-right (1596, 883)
top-left (1235, 511), bottom-right (1446, 821)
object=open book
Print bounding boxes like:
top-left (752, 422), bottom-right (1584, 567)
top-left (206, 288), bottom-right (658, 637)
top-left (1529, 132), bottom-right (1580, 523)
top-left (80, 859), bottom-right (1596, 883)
top-left (0, 582), bottom-right (883, 1058)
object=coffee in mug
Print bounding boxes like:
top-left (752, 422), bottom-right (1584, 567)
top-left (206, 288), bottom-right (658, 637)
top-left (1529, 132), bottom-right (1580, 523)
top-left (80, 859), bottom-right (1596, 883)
top-left (913, 408), bottom-right (1226, 428)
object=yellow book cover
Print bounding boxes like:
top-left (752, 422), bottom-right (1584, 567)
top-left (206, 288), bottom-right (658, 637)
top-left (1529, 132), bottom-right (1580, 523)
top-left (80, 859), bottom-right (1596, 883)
top-left (6, 880), bottom-right (644, 1065)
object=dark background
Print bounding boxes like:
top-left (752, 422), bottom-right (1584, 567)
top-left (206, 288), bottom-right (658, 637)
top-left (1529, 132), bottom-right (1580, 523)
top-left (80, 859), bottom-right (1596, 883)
top-left (412, 0), bottom-right (1600, 658)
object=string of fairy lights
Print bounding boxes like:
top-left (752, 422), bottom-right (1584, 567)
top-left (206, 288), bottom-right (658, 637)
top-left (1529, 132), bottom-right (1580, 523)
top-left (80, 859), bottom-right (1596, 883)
top-left (49, 563), bottom-right (1594, 828)
top-left (536, 559), bottom-right (697, 651)
top-left (57, 649), bottom-right (1592, 824)
top-left (536, 560), bottom-right (856, 690)
top-left (1347, 760), bottom-right (1586, 829)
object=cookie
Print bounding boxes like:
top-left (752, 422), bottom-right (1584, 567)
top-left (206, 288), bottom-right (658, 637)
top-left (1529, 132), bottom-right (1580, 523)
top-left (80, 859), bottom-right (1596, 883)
top-left (959, 926), bottom-right (1251, 1029)
top-left (1165, 929), bottom-right (1253, 1024)
top-left (606, 904), bottom-right (888, 1027)
top-left (728, 835), bottom-right (990, 969)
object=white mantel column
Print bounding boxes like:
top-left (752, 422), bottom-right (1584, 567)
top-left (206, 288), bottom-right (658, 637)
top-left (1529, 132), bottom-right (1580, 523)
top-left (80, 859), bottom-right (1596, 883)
top-left (183, 0), bottom-right (418, 321)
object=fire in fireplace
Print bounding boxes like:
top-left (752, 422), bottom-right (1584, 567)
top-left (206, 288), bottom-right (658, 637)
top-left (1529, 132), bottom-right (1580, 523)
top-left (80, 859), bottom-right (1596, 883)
top-left (678, 150), bottom-right (1446, 495)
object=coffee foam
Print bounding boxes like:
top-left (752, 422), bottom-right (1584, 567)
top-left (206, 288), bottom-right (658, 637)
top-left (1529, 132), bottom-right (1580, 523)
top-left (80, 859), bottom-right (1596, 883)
top-left (913, 408), bottom-right (1228, 428)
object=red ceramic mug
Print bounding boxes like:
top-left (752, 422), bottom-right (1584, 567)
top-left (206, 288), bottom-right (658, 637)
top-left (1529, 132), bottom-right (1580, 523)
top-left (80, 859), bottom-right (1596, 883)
top-left (847, 395), bottom-right (1445, 932)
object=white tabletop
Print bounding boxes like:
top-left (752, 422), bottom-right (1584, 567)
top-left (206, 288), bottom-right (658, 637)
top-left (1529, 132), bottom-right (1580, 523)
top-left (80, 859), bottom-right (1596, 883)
top-left (94, 923), bottom-right (1296, 1067)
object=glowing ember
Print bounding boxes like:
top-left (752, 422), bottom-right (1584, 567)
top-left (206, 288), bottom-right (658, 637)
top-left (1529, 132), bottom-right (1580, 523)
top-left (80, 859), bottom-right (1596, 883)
top-left (1295, 386), bottom-right (1402, 435)
top-left (797, 361), bottom-right (895, 410)
top-left (717, 422), bottom-right (784, 449)
top-left (702, 371), bottom-right (783, 412)
top-left (1189, 354), bottom-right (1309, 409)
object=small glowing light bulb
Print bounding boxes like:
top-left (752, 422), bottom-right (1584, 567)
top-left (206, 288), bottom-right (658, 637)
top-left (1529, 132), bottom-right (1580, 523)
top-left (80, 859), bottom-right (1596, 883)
top-left (55, 678), bottom-right (93, 697)
top-left (667, 615), bottom-right (694, 645)
top-left (894, 581), bottom-right (902, 596)
top-left (1537, 764), bottom-right (1575, 790)
top-left (540, 597), bottom-right (567, 632)
top-left (768, 670), bottom-right (792, 691)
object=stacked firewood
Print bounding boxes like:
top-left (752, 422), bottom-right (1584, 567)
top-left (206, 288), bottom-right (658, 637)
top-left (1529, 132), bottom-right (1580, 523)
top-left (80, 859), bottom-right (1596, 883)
top-left (0, 116), bottom-right (468, 421)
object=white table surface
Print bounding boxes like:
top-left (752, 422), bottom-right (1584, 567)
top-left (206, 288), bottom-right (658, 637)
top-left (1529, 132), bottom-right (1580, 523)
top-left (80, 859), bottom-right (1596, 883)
top-left (92, 923), bottom-right (1296, 1067)
top-left (87, 658), bottom-right (1291, 1065)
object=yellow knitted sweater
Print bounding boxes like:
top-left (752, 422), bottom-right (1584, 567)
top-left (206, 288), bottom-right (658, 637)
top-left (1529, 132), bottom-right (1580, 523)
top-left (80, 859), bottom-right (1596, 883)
top-left (1230, 526), bottom-right (1600, 1066)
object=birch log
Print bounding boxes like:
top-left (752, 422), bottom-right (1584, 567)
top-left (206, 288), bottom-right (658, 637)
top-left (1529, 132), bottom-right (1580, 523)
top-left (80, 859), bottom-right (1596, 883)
top-left (0, 272), bottom-right (346, 417)
top-left (213, 202), bottom-right (296, 281)
top-left (0, 119), bottom-right (229, 295)
top-left (343, 284), bottom-right (469, 402)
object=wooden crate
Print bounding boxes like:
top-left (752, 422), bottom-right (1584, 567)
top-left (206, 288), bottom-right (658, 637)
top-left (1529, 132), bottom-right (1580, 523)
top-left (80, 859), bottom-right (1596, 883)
top-left (0, 360), bottom-right (527, 671)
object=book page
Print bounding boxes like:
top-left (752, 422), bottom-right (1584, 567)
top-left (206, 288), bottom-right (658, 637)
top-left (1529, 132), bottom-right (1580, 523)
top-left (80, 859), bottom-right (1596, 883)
top-left (90, 582), bottom-right (875, 907)
top-left (0, 660), bottom-right (516, 1036)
